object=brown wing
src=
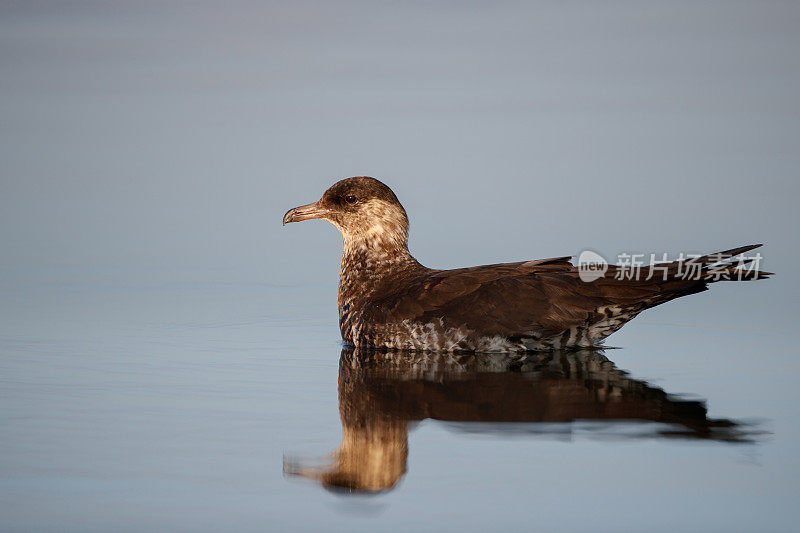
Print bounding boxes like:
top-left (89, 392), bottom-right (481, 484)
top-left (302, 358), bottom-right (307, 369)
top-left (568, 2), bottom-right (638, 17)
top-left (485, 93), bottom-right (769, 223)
top-left (380, 245), bottom-right (768, 339)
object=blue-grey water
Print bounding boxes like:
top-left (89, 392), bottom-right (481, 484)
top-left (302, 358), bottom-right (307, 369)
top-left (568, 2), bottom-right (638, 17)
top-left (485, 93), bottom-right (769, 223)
top-left (1, 2), bottom-right (799, 531)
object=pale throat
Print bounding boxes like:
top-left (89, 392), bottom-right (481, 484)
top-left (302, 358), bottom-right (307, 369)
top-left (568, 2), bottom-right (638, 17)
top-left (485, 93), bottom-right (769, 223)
top-left (341, 222), bottom-right (410, 265)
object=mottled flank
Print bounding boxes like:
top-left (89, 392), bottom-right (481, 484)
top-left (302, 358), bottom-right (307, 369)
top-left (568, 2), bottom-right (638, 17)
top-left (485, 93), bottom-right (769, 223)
top-left (284, 176), bottom-right (770, 353)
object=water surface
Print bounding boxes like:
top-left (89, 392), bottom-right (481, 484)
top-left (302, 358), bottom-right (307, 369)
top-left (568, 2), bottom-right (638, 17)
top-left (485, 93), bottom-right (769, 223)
top-left (1, 281), bottom-right (796, 531)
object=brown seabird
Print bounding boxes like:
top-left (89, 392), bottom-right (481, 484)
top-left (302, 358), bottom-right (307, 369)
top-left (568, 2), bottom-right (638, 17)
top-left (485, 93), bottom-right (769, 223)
top-left (283, 176), bottom-right (769, 352)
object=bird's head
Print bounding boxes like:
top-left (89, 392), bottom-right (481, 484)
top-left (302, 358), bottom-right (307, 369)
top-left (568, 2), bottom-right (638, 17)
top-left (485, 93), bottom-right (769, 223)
top-left (283, 176), bottom-right (410, 253)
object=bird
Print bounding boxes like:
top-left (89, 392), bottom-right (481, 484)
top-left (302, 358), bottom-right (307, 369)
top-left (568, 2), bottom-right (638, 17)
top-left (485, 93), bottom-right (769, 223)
top-left (282, 176), bottom-right (769, 353)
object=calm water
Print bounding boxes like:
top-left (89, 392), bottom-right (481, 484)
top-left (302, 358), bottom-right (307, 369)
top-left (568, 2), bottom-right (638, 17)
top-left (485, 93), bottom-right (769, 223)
top-left (1, 278), bottom-right (797, 532)
top-left (2, 1), bottom-right (799, 531)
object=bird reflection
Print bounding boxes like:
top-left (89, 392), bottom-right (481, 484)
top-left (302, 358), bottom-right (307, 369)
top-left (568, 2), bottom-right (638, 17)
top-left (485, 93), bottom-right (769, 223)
top-left (284, 347), bottom-right (756, 494)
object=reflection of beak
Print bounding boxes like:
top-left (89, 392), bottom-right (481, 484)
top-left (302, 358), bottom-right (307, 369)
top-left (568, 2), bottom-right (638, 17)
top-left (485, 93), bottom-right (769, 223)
top-left (282, 201), bottom-right (327, 226)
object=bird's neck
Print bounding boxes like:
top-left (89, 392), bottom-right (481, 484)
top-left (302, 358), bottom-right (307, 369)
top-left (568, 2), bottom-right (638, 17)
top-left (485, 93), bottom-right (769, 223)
top-left (338, 238), bottom-right (424, 307)
top-left (338, 218), bottom-right (416, 276)
top-left (339, 241), bottom-right (420, 284)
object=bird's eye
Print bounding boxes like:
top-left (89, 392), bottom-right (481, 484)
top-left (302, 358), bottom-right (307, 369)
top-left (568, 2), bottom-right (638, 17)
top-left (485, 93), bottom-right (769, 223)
top-left (344, 195), bottom-right (357, 205)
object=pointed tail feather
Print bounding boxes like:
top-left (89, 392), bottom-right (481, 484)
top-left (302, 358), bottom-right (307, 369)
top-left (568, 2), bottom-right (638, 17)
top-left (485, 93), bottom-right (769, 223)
top-left (698, 244), bottom-right (763, 263)
top-left (693, 244), bottom-right (771, 282)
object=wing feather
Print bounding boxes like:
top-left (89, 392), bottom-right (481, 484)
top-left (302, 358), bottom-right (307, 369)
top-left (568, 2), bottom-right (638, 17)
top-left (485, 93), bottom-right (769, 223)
top-left (379, 246), bottom-right (766, 339)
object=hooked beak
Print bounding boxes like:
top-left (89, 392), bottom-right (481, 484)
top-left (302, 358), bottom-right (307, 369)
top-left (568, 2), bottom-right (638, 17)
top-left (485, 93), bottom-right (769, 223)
top-left (282, 201), bottom-right (328, 226)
